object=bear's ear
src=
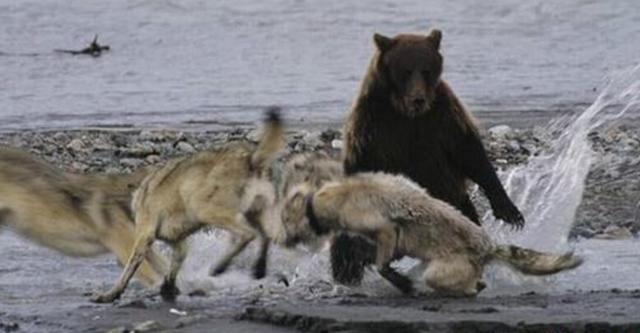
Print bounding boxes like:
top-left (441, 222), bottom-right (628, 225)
top-left (427, 29), bottom-right (442, 49)
top-left (373, 33), bottom-right (393, 52)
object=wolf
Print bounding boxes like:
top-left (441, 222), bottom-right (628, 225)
top-left (274, 152), bottom-right (344, 248)
top-left (0, 147), bottom-right (168, 286)
top-left (281, 172), bottom-right (582, 296)
top-left (91, 108), bottom-right (285, 303)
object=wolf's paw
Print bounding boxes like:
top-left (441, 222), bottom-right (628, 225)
top-left (159, 280), bottom-right (180, 302)
top-left (253, 262), bottom-right (267, 280)
top-left (90, 291), bottom-right (120, 304)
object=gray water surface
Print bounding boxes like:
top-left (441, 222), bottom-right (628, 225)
top-left (2, 0), bottom-right (640, 130)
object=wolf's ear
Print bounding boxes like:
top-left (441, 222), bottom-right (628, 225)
top-left (427, 29), bottom-right (442, 50)
top-left (373, 33), bottom-right (393, 52)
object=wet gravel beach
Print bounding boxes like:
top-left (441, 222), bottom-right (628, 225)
top-left (1, 119), bottom-right (640, 332)
top-left (1, 119), bottom-right (639, 238)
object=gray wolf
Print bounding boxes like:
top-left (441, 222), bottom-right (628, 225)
top-left (282, 172), bottom-right (581, 296)
top-left (0, 147), bottom-right (167, 286)
top-left (91, 108), bottom-right (285, 303)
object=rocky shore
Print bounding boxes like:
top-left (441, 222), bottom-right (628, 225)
top-left (2, 123), bottom-right (640, 332)
top-left (1, 122), bottom-right (638, 240)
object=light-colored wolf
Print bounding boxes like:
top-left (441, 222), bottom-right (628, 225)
top-left (0, 146), bottom-right (168, 286)
top-left (281, 172), bottom-right (583, 296)
top-left (91, 108), bottom-right (285, 303)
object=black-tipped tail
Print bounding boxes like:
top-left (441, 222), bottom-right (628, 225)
top-left (250, 107), bottom-right (285, 173)
top-left (264, 106), bottom-right (282, 123)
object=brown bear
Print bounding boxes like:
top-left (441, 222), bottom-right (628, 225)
top-left (331, 29), bottom-right (525, 285)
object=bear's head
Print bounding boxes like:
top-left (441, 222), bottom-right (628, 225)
top-left (374, 29), bottom-right (443, 117)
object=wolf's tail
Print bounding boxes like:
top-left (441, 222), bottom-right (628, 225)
top-left (251, 107), bottom-right (285, 174)
top-left (492, 244), bottom-right (583, 275)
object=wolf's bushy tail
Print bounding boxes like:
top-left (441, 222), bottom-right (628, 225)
top-left (493, 244), bottom-right (583, 275)
top-left (251, 107), bottom-right (285, 174)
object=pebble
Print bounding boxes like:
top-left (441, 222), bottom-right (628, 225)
top-left (594, 225), bottom-right (634, 240)
top-left (71, 161), bottom-right (89, 172)
top-left (170, 308), bottom-right (188, 316)
top-left (66, 138), bottom-right (86, 152)
top-left (302, 132), bottom-right (323, 147)
top-left (320, 128), bottom-right (341, 142)
top-left (245, 129), bottom-right (262, 142)
top-left (145, 154), bottom-right (162, 164)
top-left (0, 321), bottom-right (19, 332)
top-left (572, 226), bottom-right (596, 239)
top-left (488, 125), bottom-right (513, 139)
top-left (176, 141), bottom-right (196, 153)
top-left (507, 140), bottom-right (520, 151)
top-left (133, 320), bottom-right (163, 332)
top-left (120, 158), bottom-right (144, 169)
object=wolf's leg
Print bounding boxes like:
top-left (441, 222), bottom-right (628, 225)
top-left (0, 208), bottom-right (10, 229)
top-left (375, 227), bottom-right (413, 294)
top-left (103, 217), bottom-right (166, 287)
top-left (104, 235), bottom-right (163, 287)
top-left (160, 240), bottom-right (188, 302)
top-left (192, 196), bottom-right (257, 276)
top-left (423, 256), bottom-right (480, 297)
top-left (146, 248), bottom-right (169, 278)
top-left (91, 214), bottom-right (156, 303)
top-left (209, 234), bottom-right (254, 276)
top-left (241, 196), bottom-right (270, 279)
top-left (252, 237), bottom-right (270, 279)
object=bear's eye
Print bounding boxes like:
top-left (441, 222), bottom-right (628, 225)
top-left (404, 70), bottom-right (412, 77)
top-left (421, 70), bottom-right (431, 78)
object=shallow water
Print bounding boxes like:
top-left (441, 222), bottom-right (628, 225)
top-left (1, 229), bottom-right (639, 306)
top-left (2, 0), bottom-right (640, 130)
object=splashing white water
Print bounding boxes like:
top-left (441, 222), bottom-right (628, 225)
top-left (480, 64), bottom-right (640, 293)
top-left (488, 64), bottom-right (640, 251)
top-left (181, 65), bottom-right (640, 296)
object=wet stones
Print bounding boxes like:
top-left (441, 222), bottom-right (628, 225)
top-left (0, 321), bottom-right (19, 332)
top-left (66, 138), bottom-right (87, 152)
top-left (1, 123), bottom-right (640, 240)
top-left (104, 320), bottom-right (163, 333)
top-left (593, 225), bottom-right (634, 240)
top-left (488, 124), bottom-right (513, 139)
top-left (133, 320), bottom-right (163, 332)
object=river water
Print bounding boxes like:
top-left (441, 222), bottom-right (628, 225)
top-left (2, 0), bottom-right (640, 130)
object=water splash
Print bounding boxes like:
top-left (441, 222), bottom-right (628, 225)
top-left (487, 64), bottom-right (640, 251)
top-left (481, 64), bottom-right (640, 293)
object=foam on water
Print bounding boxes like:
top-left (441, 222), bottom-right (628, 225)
top-left (181, 65), bottom-right (640, 297)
